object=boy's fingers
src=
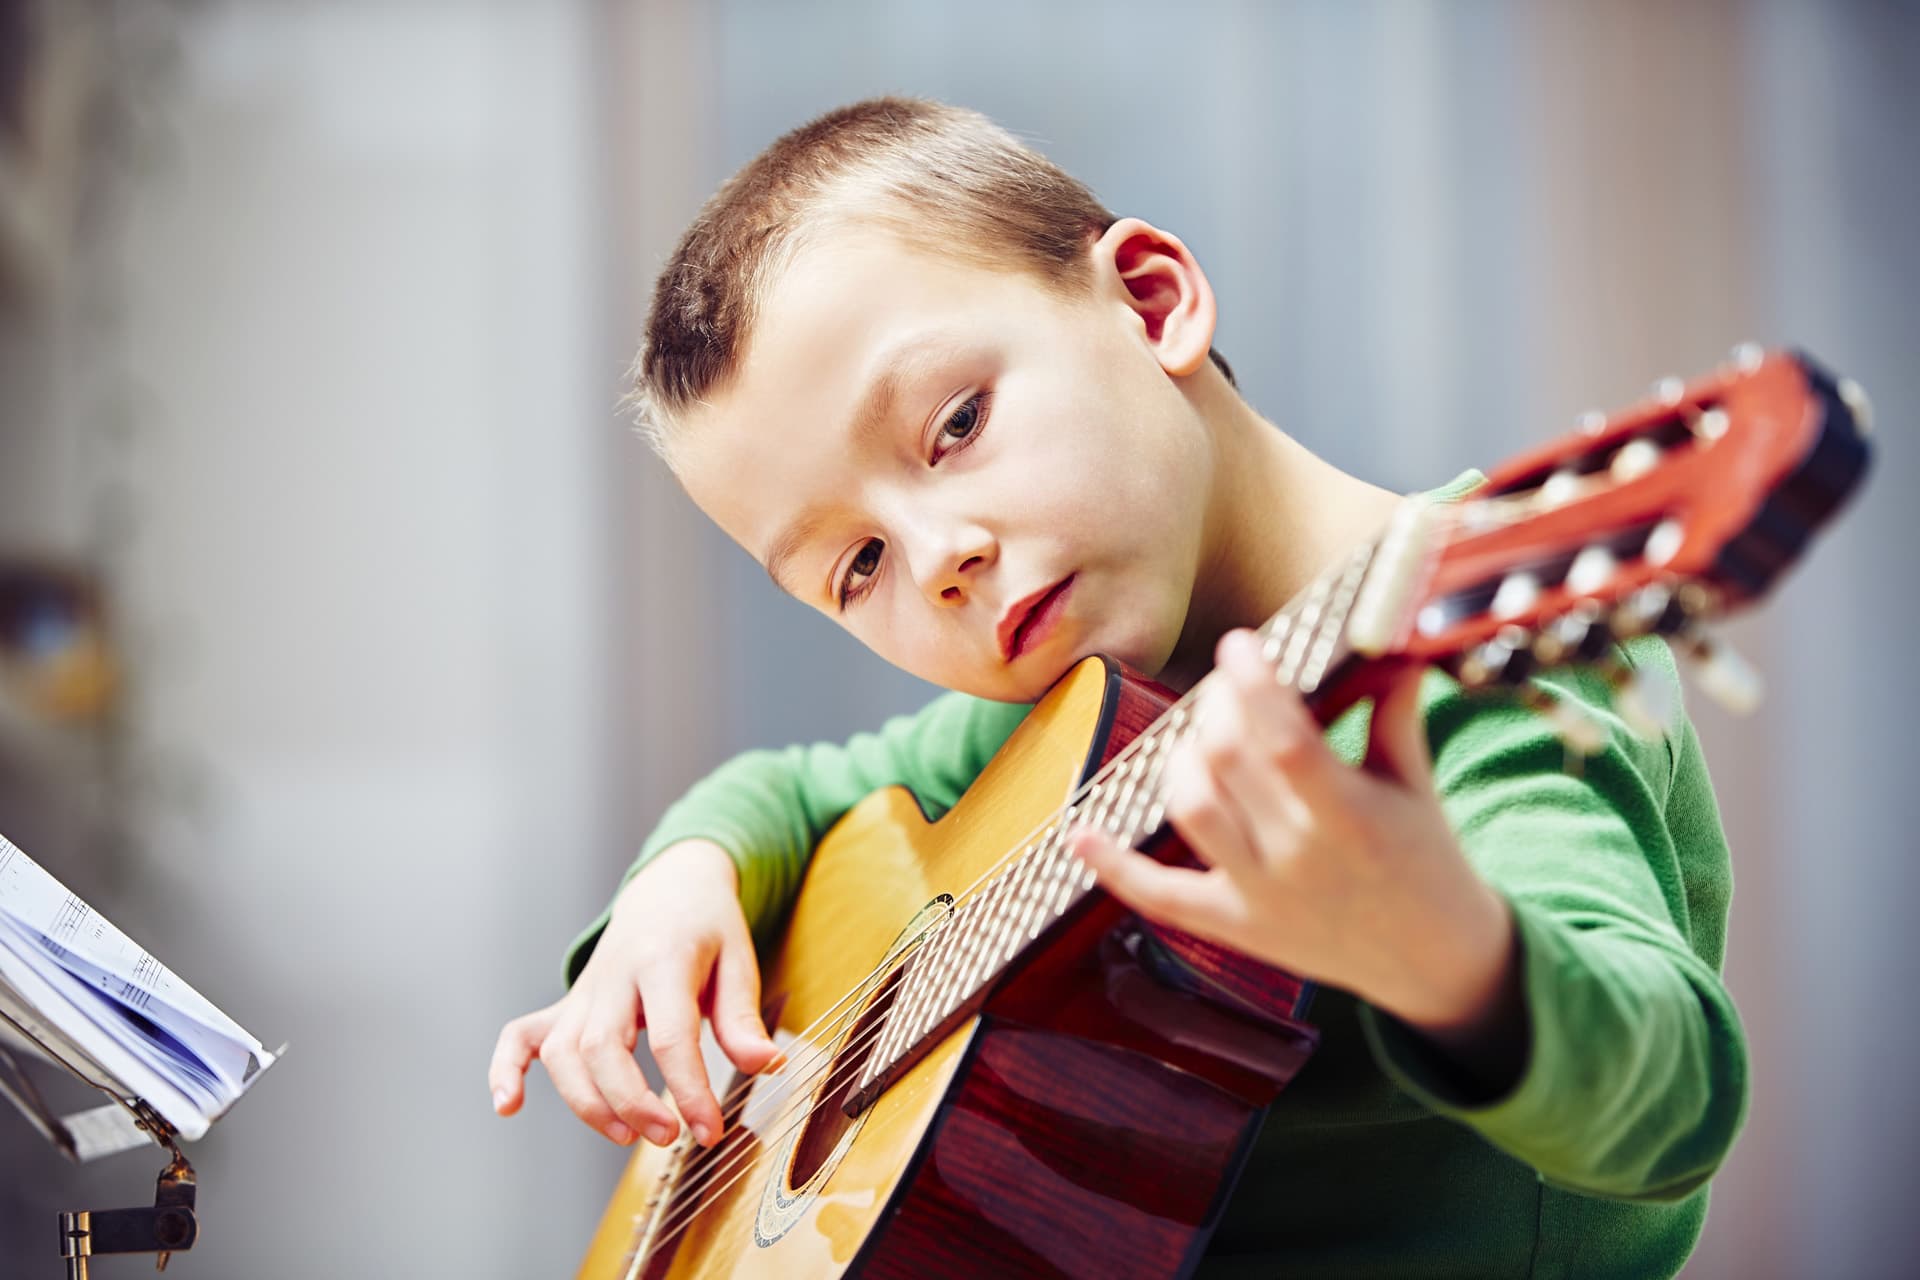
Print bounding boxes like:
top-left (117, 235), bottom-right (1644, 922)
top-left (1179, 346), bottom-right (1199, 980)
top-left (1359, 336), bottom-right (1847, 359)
top-left (710, 932), bottom-right (779, 1076)
top-left (583, 989), bottom-right (679, 1145)
top-left (489, 1005), bottom-right (559, 1115)
top-left (1363, 662), bottom-right (1433, 787)
top-left (540, 1019), bottom-right (636, 1144)
top-left (1163, 745), bottom-right (1263, 878)
top-left (1215, 631), bottom-right (1342, 801)
top-left (1070, 826), bottom-right (1222, 933)
top-left (639, 967), bottom-right (725, 1147)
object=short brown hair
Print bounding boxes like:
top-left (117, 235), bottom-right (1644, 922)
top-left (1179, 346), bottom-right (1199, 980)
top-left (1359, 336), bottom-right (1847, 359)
top-left (630, 97), bottom-right (1228, 461)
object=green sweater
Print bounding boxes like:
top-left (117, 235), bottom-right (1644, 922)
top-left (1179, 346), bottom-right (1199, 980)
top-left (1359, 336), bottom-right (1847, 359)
top-left (566, 500), bottom-right (1747, 1278)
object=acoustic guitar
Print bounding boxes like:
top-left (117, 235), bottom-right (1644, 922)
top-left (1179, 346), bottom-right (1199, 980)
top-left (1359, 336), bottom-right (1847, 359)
top-left (577, 347), bottom-right (1872, 1279)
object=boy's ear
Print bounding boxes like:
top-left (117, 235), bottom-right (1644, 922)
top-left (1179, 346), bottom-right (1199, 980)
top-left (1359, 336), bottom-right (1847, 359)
top-left (1090, 218), bottom-right (1218, 378)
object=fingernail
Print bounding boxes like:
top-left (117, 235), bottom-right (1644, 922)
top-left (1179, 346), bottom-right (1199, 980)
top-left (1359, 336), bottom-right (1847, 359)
top-left (491, 1088), bottom-right (509, 1112)
top-left (607, 1122), bottom-right (635, 1144)
top-left (692, 1121), bottom-right (714, 1146)
top-left (645, 1122), bottom-right (676, 1146)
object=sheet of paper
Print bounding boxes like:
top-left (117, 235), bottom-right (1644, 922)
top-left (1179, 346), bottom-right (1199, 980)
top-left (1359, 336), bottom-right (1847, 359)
top-left (0, 835), bottom-right (263, 1065)
top-left (0, 832), bottom-right (279, 1140)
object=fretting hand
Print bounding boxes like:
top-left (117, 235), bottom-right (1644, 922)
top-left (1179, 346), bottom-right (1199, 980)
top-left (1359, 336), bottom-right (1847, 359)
top-left (1069, 629), bottom-right (1526, 1084)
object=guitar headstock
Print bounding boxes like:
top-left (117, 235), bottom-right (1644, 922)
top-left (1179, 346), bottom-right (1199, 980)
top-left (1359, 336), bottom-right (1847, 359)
top-left (1345, 347), bottom-right (1872, 738)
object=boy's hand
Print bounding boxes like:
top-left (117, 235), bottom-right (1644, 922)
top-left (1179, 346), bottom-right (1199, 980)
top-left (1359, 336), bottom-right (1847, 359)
top-left (1070, 629), bottom-right (1524, 1083)
top-left (488, 839), bottom-right (778, 1148)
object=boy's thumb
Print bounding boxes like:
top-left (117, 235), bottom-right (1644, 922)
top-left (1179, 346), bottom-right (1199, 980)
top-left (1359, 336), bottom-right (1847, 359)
top-left (1363, 663), bottom-right (1433, 787)
top-left (713, 934), bottom-right (779, 1072)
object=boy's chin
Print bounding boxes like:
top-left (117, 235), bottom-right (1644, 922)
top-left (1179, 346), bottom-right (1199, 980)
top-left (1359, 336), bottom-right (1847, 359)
top-left (970, 653), bottom-right (1091, 705)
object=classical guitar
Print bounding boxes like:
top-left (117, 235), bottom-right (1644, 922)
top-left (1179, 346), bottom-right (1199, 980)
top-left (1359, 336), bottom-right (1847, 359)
top-left (577, 348), bottom-right (1872, 1280)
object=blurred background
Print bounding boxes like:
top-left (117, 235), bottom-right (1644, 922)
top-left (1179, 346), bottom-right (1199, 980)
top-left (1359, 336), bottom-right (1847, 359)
top-left (0, 1), bottom-right (1913, 1275)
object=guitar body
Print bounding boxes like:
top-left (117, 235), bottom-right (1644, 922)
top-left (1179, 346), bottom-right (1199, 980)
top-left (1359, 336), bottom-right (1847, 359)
top-left (578, 656), bottom-right (1320, 1280)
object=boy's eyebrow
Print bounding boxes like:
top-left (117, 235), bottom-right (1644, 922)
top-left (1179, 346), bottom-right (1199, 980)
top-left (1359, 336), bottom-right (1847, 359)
top-left (764, 512), bottom-right (827, 596)
top-left (761, 334), bottom-right (959, 596)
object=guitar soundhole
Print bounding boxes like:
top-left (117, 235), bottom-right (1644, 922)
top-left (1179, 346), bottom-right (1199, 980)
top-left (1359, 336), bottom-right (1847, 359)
top-left (787, 965), bottom-right (900, 1189)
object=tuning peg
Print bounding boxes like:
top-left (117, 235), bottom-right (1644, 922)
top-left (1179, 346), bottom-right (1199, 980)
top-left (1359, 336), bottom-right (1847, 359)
top-left (1644, 518), bottom-right (1686, 568)
top-left (1520, 685), bottom-right (1609, 756)
top-left (1612, 582), bottom-right (1677, 636)
top-left (1532, 602), bottom-right (1610, 666)
top-left (1677, 631), bottom-right (1764, 715)
top-left (1457, 627), bottom-right (1533, 687)
top-left (1596, 654), bottom-right (1677, 739)
top-left (1491, 571), bottom-right (1542, 620)
top-left (1610, 438), bottom-right (1663, 484)
top-left (1566, 545), bottom-right (1619, 596)
top-left (1540, 468), bottom-right (1582, 507)
top-left (1838, 377), bottom-right (1874, 435)
top-left (1687, 407), bottom-right (1729, 442)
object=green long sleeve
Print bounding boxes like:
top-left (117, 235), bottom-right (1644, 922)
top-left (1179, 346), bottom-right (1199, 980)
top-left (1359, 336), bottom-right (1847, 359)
top-left (1206, 636), bottom-right (1746, 1276)
top-left (1355, 641), bottom-right (1746, 1205)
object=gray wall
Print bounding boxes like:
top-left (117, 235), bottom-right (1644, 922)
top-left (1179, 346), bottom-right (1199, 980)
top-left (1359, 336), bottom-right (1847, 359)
top-left (1, 2), bottom-right (1913, 1276)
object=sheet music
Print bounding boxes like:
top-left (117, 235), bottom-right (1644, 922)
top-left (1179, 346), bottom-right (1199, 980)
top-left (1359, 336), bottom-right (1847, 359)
top-left (0, 836), bottom-right (249, 1047)
top-left (0, 832), bottom-right (277, 1142)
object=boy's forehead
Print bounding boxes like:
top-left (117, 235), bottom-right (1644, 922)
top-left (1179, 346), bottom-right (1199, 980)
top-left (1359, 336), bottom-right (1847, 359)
top-left (675, 240), bottom-right (984, 548)
top-left (714, 236), bottom-right (1028, 434)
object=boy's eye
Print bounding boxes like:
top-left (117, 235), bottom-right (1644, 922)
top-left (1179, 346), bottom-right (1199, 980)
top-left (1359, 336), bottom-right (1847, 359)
top-left (838, 538), bottom-right (883, 609)
top-left (931, 391), bottom-right (990, 463)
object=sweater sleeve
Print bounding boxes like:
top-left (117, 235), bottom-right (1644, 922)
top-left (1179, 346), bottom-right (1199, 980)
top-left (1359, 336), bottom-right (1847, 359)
top-left (1353, 638), bottom-right (1749, 1202)
top-left (563, 690), bottom-right (1031, 985)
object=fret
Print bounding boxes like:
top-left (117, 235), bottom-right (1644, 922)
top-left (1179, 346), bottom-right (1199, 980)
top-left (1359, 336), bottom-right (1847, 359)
top-left (956, 881), bottom-right (1004, 999)
top-left (1301, 544), bottom-right (1374, 692)
top-left (979, 846), bottom-right (1040, 979)
top-left (879, 923), bottom-right (950, 1075)
top-left (1019, 831), bottom-right (1066, 942)
top-left (1046, 832), bottom-right (1089, 917)
top-left (1259, 609), bottom-right (1295, 665)
top-left (1113, 748), bottom-right (1154, 848)
top-left (922, 910), bottom-right (975, 1039)
top-left (910, 911), bottom-right (971, 1053)
top-left (1277, 572), bottom-right (1333, 687)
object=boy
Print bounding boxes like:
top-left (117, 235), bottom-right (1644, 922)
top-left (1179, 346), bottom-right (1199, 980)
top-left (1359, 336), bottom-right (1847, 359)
top-left (489, 98), bottom-right (1745, 1276)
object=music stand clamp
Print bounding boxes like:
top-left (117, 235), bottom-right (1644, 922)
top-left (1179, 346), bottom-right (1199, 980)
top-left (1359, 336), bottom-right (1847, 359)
top-left (56, 1104), bottom-right (198, 1277)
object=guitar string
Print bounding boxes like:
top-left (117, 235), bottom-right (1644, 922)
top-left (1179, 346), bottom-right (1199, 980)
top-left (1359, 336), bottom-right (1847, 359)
top-left (636, 592), bottom-right (1336, 1254)
top-left (635, 556), bottom-right (1363, 1254)
top-left (641, 994), bottom-right (934, 1257)
top-left (639, 790), bottom-right (1142, 1247)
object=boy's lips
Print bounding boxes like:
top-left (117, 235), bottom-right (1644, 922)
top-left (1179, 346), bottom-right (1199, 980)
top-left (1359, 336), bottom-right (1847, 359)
top-left (998, 575), bottom-right (1075, 662)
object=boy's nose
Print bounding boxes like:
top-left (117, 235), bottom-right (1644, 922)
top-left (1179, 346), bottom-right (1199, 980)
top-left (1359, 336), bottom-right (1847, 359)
top-left (894, 502), bottom-right (995, 605)
top-left (919, 525), bottom-right (994, 607)
top-left (939, 554), bottom-right (988, 604)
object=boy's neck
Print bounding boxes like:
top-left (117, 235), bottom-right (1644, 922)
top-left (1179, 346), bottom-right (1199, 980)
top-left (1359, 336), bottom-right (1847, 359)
top-left (1157, 374), bottom-right (1403, 693)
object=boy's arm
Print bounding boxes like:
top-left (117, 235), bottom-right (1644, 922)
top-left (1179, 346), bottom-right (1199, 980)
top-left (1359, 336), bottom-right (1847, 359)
top-left (563, 690), bottom-right (1031, 984)
top-left (1358, 639), bottom-right (1747, 1203)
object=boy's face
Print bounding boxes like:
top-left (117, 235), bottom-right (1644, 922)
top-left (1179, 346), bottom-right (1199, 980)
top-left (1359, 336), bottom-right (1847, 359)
top-left (672, 228), bottom-right (1216, 703)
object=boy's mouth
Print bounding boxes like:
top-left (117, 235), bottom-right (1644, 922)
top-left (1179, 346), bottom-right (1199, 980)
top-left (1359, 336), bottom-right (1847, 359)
top-left (999, 575), bottom-right (1075, 663)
